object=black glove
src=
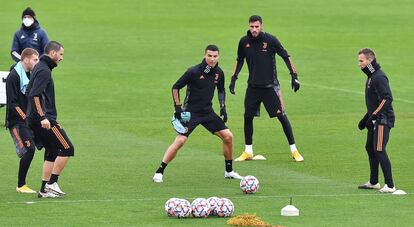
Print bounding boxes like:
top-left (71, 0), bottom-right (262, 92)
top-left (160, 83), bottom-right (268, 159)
top-left (229, 76), bottom-right (237, 95)
top-left (365, 114), bottom-right (377, 129)
top-left (358, 114), bottom-right (369, 130)
top-left (220, 106), bottom-right (228, 123)
top-left (291, 73), bottom-right (300, 92)
top-left (174, 105), bottom-right (183, 120)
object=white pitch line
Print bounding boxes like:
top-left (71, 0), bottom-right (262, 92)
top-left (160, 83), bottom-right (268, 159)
top-left (4, 192), bottom-right (411, 205)
top-left (302, 82), bottom-right (414, 104)
top-left (224, 71), bottom-right (414, 104)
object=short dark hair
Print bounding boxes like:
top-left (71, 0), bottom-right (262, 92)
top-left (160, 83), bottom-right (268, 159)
top-left (205, 44), bottom-right (219, 53)
top-left (21, 48), bottom-right (39, 60)
top-left (44, 41), bottom-right (64, 54)
top-left (249, 15), bottom-right (262, 24)
top-left (358, 48), bottom-right (376, 60)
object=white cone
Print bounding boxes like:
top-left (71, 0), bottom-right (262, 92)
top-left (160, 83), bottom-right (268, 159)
top-left (281, 205), bottom-right (299, 216)
top-left (393, 189), bottom-right (407, 195)
top-left (252, 155), bottom-right (266, 160)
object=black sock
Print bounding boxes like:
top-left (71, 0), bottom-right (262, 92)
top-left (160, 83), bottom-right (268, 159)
top-left (48, 174), bottom-right (59, 184)
top-left (277, 114), bottom-right (295, 145)
top-left (225, 160), bottom-right (233, 172)
top-left (156, 162), bottom-right (168, 174)
top-left (17, 149), bottom-right (35, 188)
top-left (40, 180), bottom-right (48, 193)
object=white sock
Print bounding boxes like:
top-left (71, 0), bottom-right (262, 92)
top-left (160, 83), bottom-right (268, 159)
top-left (245, 145), bottom-right (253, 154)
top-left (289, 144), bottom-right (297, 153)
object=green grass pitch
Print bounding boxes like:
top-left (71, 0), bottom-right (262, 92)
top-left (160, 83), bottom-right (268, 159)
top-left (0, 0), bottom-right (413, 226)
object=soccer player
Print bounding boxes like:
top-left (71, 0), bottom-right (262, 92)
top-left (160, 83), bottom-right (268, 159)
top-left (357, 48), bottom-right (396, 193)
top-left (26, 41), bottom-right (74, 198)
top-left (11, 7), bottom-right (49, 62)
top-left (5, 48), bottom-right (39, 193)
top-left (153, 45), bottom-right (243, 183)
top-left (229, 15), bottom-right (304, 162)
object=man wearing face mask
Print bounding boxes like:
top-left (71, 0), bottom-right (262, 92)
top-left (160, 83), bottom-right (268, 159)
top-left (11, 7), bottom-right (49, 62)
top-left (26, 41), bottom-right (74, 198)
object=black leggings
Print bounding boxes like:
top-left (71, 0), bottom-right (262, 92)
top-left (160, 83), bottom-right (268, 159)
top-left (244, 113), bottom-right (295, 145)
top-left (365, 124), bottom-right (394, 188)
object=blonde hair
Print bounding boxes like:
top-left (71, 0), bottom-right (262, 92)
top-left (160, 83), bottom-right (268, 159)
top-left (21, 48), bottom-right (39, 60)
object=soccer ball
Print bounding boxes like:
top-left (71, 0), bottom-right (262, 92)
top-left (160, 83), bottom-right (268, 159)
top-left (215, 198), bottom-right (234, 217)
top-left (191, 198), bottom-right (210, 218)
top-left (173, 199), bottom-right (191, 218)
top-left (165, 198), bottom-right (180, 217)
top-left (240, 175), bottom-right (259, 194)
top-left (207, 197), bottom-right (221, 216)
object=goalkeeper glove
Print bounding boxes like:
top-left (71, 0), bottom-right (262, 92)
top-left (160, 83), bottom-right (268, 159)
top-left (291, 73), bottom-right (300, 92)
top-left (220, 106), bottom-right (228, 123)
top-left (229, 76), bottom-right (237, 95)
top-left (174, 105), bottom-right (183, 120)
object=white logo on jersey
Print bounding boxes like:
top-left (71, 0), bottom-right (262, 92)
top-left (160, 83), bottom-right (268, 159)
top-left (20, 35), bottom-right (25, 39)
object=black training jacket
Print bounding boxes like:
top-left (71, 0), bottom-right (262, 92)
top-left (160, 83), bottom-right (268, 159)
top-left (363, 60), bottom-right (395, 127)
top-left (234, 31), bottom-right (291, 87)
top-left (172, 59), bottom-right (225, 114)
top-left (5, 66), bottom-right (29, 128)
top-left (26, 55), bottom-right (58, 123)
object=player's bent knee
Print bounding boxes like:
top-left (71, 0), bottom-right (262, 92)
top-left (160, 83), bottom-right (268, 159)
top-left (175, 136), bottom-right (187, 146)
top-left (276, 111), bottom-right (285, 118)
top-left (220, 130), bottom-right (233, 143)
top-left (57, 146), bottom-right (75, 157)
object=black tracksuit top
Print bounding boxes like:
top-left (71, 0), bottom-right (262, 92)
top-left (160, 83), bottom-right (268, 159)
top-left (365, 68), bottom-right (395, 128)
top-left (236, 31), bottom-right (290, 87)
top-left (172, 60), bottom-right (225, 114)
top-left (5, 66), bottom-right (29, 127)
top-left (26, 55), bottom-right (58, 123)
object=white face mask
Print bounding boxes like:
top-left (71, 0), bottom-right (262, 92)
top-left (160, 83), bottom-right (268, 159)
top-left (22, 17), bottom-right (34, 27)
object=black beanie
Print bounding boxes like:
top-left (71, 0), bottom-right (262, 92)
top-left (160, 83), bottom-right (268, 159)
top-left (22, 7), bottom-right (36, 18)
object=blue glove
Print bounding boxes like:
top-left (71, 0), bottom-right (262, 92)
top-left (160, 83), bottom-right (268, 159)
top-left (172, 115), bottom-right (187, 134)
top-left (171, 112), bottom-right (191, 134)
top-left (180, 111), bottom-right (191, 123)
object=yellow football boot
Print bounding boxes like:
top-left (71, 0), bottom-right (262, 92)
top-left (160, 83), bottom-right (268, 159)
top-left (292, 150), bottom-right (304, 162)
top-left (235, 152), bottom-right (253, 161)
top-left (16, 185), bottom-right (36, 193)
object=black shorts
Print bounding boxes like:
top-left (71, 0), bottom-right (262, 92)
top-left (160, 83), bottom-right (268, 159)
top-left (9, 124), bottom-right (35, 158)
top-left (180, 112), bottom-right (227, 137)
top-left (29, 121), bottom-right (74, 161)
top-left (244, 85), bottom-right (283, 118)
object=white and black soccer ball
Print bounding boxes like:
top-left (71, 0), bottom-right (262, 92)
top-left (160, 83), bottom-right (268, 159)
top-left (174, 199), bottom-right (192, 218)
top-left (207, 197), bottom-right (221, 216)
top-left (215, 198), bottom-right (234, 217)
top-left (164, 198), bottom-right (180, 217)
top-left (191, 198), bottom-right (210, 218)
top-left (240, 175), bottom-right (260, 194)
